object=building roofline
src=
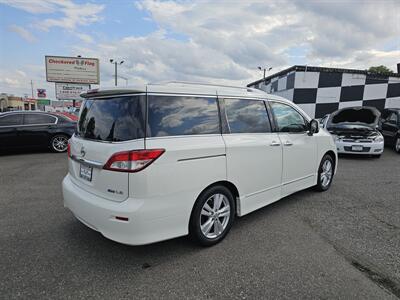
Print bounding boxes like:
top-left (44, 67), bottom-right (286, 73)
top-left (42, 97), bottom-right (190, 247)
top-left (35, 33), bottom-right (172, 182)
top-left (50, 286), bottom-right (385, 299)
top-left (247, 65), bottom-right (400, 87)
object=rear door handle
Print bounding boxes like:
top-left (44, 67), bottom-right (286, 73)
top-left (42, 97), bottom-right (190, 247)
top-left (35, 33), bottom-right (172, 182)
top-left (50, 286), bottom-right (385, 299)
top-left (270, 141), bottom-right (281, 146)
top-left (284, 141), bottom-right (293, 146)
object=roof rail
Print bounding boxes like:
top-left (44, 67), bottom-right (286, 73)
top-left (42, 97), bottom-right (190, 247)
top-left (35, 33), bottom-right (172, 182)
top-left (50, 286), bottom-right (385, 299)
top-left (148, 81), bottom-right (256, 92)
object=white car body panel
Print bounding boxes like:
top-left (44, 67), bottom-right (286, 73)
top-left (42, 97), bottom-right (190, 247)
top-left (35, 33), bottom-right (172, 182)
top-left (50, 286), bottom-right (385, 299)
top-left (63, 82), bottom-right (337, 245)
top-left (279, 132), bottom-right (318, 197)
top-left (223, 132), bottom-right (282, 216)
top-left (335, 139), bottom-right (384, 155)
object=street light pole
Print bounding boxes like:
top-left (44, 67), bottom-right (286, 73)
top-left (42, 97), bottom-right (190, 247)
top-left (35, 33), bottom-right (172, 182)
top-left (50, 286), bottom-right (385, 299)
top-left (110, 59), bottom-right (124, 87)
top-left (114, 62), bottom-right (117, 86)
top-left (258, 66), bottom-right (273, 81)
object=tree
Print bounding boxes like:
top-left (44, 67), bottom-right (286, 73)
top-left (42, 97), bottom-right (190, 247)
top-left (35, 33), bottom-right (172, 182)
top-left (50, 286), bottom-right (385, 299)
top-left (367, 65), bottom-right (393, 75)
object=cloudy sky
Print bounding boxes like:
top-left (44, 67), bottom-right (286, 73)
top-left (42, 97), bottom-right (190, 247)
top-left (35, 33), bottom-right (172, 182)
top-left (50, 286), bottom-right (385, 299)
top-left (0, 0), bottom-right (399, 99)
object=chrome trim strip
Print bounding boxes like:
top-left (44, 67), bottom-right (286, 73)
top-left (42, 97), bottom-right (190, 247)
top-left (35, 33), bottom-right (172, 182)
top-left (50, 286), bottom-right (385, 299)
top-left (70, 155), bottom-right (104, 169)
top-left (177, 154), bottom-right (226, 162)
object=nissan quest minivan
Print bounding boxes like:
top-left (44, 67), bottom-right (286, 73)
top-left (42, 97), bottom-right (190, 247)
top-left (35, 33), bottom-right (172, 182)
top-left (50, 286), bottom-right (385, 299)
top-left (62, 82), bottom-right (337, 246)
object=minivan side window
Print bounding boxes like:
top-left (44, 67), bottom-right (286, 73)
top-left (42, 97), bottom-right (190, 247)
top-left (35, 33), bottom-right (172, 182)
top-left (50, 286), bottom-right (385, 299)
top-left (147, 96), bottom-right (220, 137)
top-left (270, 102), bottom-right (307, 133)
top-left (24, 114), bottom-right (56, 125)
top-left (224, 98), bottom-right (271, 133)
top-left (0, 114), bottom-right (23, 126)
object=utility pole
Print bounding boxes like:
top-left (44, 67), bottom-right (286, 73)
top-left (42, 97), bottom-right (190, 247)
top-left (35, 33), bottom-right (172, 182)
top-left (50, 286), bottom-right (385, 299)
top-left (30, 80), bottom-right (34, 98)
top-left (110, 59), bottom-right (124, 86)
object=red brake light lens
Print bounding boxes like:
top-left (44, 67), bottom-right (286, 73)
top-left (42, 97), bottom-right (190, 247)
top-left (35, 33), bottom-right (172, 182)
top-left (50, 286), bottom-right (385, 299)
top-left (67, 141), bottom-right (71, 157)
top-left (103, 149), bottom-right (165, 173)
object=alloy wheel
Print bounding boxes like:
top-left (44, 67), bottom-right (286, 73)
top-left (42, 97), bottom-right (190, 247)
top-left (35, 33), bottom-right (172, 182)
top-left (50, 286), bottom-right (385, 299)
top-left (52, 136), bottom-right (68, 152)
top-left (200, 193), bottom-right (231, 239)
top-left (396, 137), bottom-right (400, 152)
top-left (320, 159), bottom-right (333, 188)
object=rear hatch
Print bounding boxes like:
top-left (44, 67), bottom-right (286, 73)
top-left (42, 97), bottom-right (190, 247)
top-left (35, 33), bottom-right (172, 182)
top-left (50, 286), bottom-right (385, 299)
top-left (68, 94), bottom-right (146, 202)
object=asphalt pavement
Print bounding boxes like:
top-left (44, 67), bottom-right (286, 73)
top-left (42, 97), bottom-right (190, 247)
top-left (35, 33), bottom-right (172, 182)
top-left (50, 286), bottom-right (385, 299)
top-left (1, 149), bottom-right (399, 299)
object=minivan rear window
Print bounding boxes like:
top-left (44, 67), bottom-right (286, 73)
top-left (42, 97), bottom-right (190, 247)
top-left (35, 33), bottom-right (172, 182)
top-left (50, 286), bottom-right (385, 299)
top-left (147, 96), bottom-right (220, 137)
top-left (77, 96), bottom-right (145, 142)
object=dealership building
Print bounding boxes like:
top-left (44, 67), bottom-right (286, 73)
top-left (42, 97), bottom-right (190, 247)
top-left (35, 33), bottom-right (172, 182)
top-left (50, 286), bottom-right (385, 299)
top-left (247, 65), bottom-right (400, 118)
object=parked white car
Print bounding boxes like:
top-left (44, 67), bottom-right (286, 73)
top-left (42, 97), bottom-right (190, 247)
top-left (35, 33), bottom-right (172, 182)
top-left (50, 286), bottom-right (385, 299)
top-left (62, 82), bottom-right (337, 246)
top-left (322, 106), bottom-right (384, 157)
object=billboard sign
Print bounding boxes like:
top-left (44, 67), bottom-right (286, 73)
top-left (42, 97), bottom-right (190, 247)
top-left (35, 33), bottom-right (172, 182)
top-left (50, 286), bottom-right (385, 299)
top-left (37, 89), bottom-right (46, 98)
top-left (45, 55), bottom-right (100, 84)
top-left (55, 83), bottom-right (90, 100)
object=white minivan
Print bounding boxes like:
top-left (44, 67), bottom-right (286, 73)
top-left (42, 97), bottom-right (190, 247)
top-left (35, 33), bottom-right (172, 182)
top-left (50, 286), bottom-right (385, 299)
top-left (62, 82), bottom-right (337, 246)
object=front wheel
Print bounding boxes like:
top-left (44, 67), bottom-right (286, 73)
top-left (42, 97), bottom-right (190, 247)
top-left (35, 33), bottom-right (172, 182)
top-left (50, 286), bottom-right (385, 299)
top-left (315, 154), bottom-right (334, 192)
top-left (189, 186), bottom-right (235, 246)
top-left (395, 136), bottom-right (400, 153)
top-left (50, 134), bottom-right (69, 152)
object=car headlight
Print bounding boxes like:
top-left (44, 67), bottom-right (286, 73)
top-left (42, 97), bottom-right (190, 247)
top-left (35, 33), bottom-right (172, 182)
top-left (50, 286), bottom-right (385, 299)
top-left (374, 134), bottom-right (384, 142)
top-left (330, 134), bottom-right (342, 141)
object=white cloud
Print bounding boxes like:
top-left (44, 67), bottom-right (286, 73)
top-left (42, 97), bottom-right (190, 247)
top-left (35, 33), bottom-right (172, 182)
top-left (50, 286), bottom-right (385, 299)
top-left (2, 0), bottom-right (399, 97)
top-left (36, 1), bottom-right (105, 31)
top-left (76, 33), bottom-right (94, 44)
top-left (0, 0), bottom-right (57, 14)
top-left (1, 0), bottom-right (104, 31)
top-left (8, 25), bottom-right (37, 43)
top-left (0, 66), bottom-right (55, 98)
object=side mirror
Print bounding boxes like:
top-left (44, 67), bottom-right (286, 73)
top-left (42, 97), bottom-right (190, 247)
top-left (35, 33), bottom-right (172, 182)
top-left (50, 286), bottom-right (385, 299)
top-left (308, 119), bottom-right (319, 136)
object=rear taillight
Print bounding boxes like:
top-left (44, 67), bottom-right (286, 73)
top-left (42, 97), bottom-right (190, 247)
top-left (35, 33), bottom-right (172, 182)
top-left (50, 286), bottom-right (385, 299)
top-left (103, 149), bottom-right (165, 173)
top-left (67, 141), bottom-right (71, 157)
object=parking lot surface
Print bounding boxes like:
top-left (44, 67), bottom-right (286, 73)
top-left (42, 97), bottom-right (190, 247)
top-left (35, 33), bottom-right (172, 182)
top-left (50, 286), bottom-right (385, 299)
top-left (1, 150), bottom-right (399, 299)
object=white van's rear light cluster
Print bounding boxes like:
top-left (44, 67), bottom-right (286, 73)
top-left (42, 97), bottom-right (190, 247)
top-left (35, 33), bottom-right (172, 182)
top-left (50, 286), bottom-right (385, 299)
top-left (67, 141), bottom-right (71, 157)
top-left (103, 149), bottom-right (165, 173)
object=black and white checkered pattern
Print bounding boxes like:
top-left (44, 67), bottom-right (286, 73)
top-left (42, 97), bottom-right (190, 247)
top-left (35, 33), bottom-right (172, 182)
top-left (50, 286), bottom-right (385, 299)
top-left (248, 66), bottom-right (400, 119)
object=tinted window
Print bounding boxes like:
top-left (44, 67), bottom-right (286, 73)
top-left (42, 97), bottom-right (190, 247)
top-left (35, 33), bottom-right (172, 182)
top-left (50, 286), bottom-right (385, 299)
top-left (24, 114), bottom-right (56, 125)
top-left (224, 99), bottom-right (271, 133)
top-left (270, 102), bottom-right (307, 132)
top-left (77, 96), bottom-right (145, 142)
top-left (388, 112), bottom-right (398, 124)
top-left (148, 96), bottom-right (220, 137)
top-left (0, 114), bottom-right (23, 126)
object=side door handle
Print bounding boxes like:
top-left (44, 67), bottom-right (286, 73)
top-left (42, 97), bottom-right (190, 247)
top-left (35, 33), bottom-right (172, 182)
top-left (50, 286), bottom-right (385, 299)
top-left (270, 141), bottom-right (281, 146)
top-left (283, 141), bottom-right (293, 146)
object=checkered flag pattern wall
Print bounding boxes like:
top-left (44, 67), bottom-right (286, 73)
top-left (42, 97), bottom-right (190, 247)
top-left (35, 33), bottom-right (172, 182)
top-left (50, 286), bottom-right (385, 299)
top-left (251, 68), bottom-right (400, 119)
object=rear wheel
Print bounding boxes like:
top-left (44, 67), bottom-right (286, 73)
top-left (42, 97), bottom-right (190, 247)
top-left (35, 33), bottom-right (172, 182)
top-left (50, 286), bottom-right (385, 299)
top-left (50, 134), bottom-right (69, 152)
top-left (315, 154), bottom-right (334, 192)
top-left (395, 136), bottom-right (400, 153)
top-left (189, 186), bottom-right (235, 246)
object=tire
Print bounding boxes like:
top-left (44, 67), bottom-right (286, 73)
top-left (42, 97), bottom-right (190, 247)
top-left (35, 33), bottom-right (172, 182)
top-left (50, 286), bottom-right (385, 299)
top-left (189, 185), bottom-right (235, 246)
top-left (315, 154), bottom-right (334, 192)
top-left (395, 136), bottom-right (400, 153)
top-left (50, 134), bottom-right (69, 152)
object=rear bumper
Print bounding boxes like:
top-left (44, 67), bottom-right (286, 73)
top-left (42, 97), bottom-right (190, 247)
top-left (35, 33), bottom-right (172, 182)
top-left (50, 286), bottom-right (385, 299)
top-left (62, 174), bottom-right (187, 245)
top-left (335, 140), bottom-right (384, 155)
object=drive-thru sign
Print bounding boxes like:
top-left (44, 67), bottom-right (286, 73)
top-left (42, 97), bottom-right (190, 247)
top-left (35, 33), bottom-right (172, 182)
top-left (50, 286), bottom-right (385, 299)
top-left (45, 55), bottom-right (100, 84)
